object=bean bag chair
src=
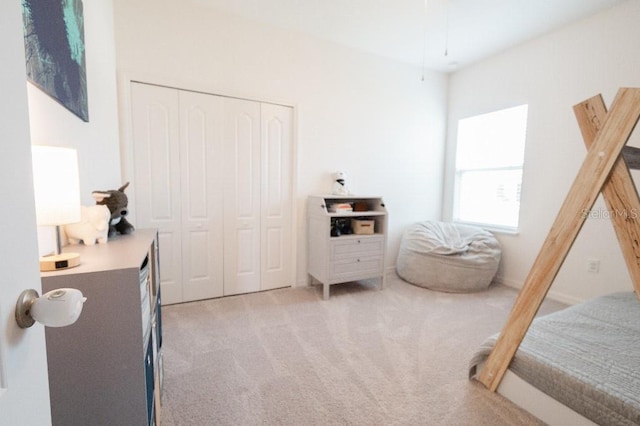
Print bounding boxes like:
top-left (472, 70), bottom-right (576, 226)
top-left (396, 221), bottom-right (501, 293)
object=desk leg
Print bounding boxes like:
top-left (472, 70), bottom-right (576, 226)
top-left (323, 283), bottom-right (329, 300)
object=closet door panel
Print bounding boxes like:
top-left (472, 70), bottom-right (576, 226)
top-left (179, 91), bottom-right (224, 301)
top-left (131, 83), bottom-right (183, 305)
top-left (223, 97), bottom-right (261, 296)
top-left (236, 114), bottom-right (257, 217)
top-left (261, 103), bottom-right (294, 290)
top-left (131, 83), bottom-right (294, 302)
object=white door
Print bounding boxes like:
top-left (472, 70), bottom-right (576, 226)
top-left (130, 83), bottom-right (295, 301)
top-left (131, 83), bottom-right (183, 304)
top-left (223, 97), bottom-right (262, 296)
top-left (0, 152), bottom-right (51, 426)
top-left (178, 91), bottom-right (224, 300)
top-left (131, 84), bottom-right (226, 304)
top-left (0, 0), bottom-right (51, 422)
top-left (261, 103), bottom-right (294, 291)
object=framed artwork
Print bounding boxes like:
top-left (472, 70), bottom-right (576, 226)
top-left (21, 0), bottom-right (89, 122)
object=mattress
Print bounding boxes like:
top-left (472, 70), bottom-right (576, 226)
top-left (469, 292), bottom-right (640, 425)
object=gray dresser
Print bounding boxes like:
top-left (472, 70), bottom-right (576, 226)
top-left (41, 229), bottom-right (163, 425)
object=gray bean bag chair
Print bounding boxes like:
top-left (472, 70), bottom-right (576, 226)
top-left (396, 221), bottom-right (501, 293)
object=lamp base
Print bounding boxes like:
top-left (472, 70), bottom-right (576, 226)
top-left (40, 252), bottom-right (80, 272)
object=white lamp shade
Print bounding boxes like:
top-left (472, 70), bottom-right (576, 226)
top-left (31, 146), bottom-right (81, 226)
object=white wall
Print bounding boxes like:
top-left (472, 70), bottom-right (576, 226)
top-left (112, 0), bottom-right (448, 286)
top-left (28, 0), bottom-right (121, 200)
top-left (27, 0), bottom-right (121, 255)
top-left (445, 0), bottom-right (640, 303)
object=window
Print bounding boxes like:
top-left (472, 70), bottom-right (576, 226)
top-left (453, 105), bottom-right (528, 230)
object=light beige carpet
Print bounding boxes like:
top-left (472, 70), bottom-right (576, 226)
top-left (159, 273), bottom-right (566, 425)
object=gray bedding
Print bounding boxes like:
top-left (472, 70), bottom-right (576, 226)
top-left (469, 292), bottom-right (640, 425)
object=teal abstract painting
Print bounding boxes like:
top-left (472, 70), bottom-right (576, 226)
top-left (22, 0), bottom-right (88, 122)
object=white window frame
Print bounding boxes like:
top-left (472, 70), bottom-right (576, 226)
top-left (452, 105), bottom-right (528, 233)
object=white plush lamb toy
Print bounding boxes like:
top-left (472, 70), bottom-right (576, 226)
top-left (64, 205), bottom-right (111, 245)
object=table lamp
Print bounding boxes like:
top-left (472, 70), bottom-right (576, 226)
top-left (31, 146), bottom-right (82, 271)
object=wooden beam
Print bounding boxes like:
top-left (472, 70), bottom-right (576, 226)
top-left (477, 88), bottom-right (640, 392)
top-left (622, 146), bottom-right (640, 170)
top-left (574, 95), bottom-right (640, 297)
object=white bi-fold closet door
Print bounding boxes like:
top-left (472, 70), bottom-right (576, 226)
top-left (130, 82), bottom-right (293, 304)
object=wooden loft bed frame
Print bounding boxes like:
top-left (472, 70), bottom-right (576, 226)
top-left (478, 87), bottom-right (640, 392)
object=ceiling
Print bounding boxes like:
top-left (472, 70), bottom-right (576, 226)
top-left (195, 0), bottom-right (627, 72)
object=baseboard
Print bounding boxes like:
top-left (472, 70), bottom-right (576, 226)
top-left (493, 275), bottom-right (584, 306)
top-left (299, 271), bottom-right (584, 305)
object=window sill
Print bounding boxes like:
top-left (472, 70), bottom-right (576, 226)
top-left (453, 220), bottom-right (520, 236)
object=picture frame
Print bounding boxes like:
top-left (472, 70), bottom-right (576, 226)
top-left (22, 0), bottom-right (89, 122)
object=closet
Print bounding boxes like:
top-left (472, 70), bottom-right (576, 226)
top-left (129, 82), bottom-right (293, 304)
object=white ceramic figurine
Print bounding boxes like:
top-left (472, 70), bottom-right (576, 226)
top-left (332, 171), bottom-right (349, 195)
top-left (64, 205), bottom-right (111, 245)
